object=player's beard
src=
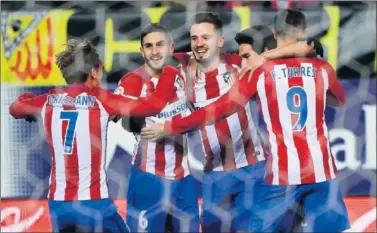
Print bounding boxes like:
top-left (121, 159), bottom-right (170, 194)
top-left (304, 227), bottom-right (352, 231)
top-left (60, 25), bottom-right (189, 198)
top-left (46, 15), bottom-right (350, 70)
top-left (145, 56), bottom-right (165, 74)
top-left (193, 49), bottom-right (217, 68)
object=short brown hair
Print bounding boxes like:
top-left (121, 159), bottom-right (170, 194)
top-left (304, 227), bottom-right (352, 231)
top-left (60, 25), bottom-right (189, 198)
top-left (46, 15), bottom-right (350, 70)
top-left (274, 9), bottom-right (306, 39)
top-left (55, 39), bottom-right (100, 84)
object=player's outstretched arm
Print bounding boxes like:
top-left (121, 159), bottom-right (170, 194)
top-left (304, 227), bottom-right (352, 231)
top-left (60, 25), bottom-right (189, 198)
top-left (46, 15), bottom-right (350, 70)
top-left (262, 38), bottom-right (322, 60)
top-left (322, 61), bottom-right (346, 107)
top-left (100, 65), bottom-right (178, 117)
top-left (9, 92), bottom-right (48, 120)
top-left (141, 70), bottom-right (259, 141)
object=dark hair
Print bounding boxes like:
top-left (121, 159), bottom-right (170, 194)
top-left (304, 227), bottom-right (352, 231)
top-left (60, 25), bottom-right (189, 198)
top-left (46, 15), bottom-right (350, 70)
top-left (274, 9), bottom-right (306, 38)
top-left (188, 12), bottom-right (223, 34)
top-left (140, 23), bottom-right (172, 46)
top-left (235, 25), bottom-right (277, 54)
top-left (55, 39), bottom-right (100, 84)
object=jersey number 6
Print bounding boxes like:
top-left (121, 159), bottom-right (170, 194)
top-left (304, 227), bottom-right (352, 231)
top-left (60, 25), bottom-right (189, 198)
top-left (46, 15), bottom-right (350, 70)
top-left (286, 86), bottom-right (308, 132)
top-left (60, 111), bottom-right (79, 154)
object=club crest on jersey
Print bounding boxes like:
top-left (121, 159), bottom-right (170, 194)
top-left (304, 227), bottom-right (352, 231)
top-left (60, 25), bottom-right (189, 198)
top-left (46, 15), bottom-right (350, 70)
top-left (223, 72), bottom-right (233, 85)
top-left (175, 75), bottom-right (183, 89)
top-left (114, 86), bottom-right (124, 95)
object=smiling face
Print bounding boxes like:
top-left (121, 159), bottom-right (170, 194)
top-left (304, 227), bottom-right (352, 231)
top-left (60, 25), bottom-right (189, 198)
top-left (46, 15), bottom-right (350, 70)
top-left (140, 31), bottom-right (173, 74)
top-left (190, 22), bottom-right (224, 67)
top-left (238, 43), bottom-right (259, 69)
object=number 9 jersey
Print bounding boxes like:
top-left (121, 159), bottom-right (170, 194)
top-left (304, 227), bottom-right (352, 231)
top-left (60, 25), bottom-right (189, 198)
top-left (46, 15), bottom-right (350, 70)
top-left (254, 58), bottom-right (345, 185)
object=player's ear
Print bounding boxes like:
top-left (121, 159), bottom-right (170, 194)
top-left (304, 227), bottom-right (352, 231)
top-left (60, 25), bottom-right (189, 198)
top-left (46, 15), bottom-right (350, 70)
top-left (140, 46), bottom-right (145, 58)
top-left (298, 28), bottom-right (305, 38)
top-left (169, 43), bottom-right (174, 55)
top-left (90, 68), bottom-right (98, 80)
top-left (218, 36), bottom-right (225, 48)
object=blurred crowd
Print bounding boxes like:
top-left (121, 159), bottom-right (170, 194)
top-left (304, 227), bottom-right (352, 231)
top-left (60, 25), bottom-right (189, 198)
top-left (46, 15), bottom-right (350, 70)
top-left (1, 0), bottom-right (372, 11)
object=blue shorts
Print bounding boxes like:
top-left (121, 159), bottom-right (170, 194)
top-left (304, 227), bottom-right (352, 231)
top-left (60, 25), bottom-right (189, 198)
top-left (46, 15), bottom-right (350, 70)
top-left (248, 179), bottom-right (350, 232)
top-left (202, 161), bottom-right (267, 232)
top-left (48, 198), bottom-right (128, 233)
top-left (126, 166), bottom-right (200, 232)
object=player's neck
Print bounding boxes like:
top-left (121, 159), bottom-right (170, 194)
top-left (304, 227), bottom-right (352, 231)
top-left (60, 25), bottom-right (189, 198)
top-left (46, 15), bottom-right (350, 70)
top-left (143, 64), bottom-right (160, 78)
top-left (277, 38), bottom-right (297, 49)
top-left (197, 56), bottom-right (220, 73)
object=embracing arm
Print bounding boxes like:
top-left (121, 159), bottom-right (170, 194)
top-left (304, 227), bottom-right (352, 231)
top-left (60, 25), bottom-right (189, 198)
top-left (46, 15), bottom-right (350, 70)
top-left (9, 92), bottom-right (48, 119)
top-left (101, 66), bottom-right (178, 117)
top-left (164, 70), bottom-right (260, 135)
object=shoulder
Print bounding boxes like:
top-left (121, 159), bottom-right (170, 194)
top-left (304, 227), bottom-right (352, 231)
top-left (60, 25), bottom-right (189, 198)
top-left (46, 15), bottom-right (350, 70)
top-left (92, 86), bottom-right (113, 99)
top-left (118, 70), bottom-right (143, 86)
top-left (222, 53), bottom-right (241, 66)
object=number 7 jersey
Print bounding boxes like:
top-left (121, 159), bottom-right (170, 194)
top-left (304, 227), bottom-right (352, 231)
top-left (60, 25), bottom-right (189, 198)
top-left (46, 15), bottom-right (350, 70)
top-left (9, 79), bottom-right (179, 201)
top-left (255, 58), bottom-right (345, 185)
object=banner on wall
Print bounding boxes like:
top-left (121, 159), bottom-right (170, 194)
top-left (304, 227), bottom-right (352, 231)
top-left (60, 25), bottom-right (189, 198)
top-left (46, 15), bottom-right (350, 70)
top-left (1, 198), bottom-right (376, 232)
top-left (1, 10), bottom-right (75, 86)
top-left (1, 6), bottom-right (376, 85)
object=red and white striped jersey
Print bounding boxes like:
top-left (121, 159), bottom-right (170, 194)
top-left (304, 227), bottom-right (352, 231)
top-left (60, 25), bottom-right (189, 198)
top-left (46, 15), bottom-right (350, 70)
top-left (184, 53), bottom-right (265, 172)
top-left (9, 79), bottom-right (178, 200)
top-left (116, 66), bottom-right (190, 180)
top-left (255, 58), bottom-right (345, 185)
top-left (164, 58), bottom-right (345, 185)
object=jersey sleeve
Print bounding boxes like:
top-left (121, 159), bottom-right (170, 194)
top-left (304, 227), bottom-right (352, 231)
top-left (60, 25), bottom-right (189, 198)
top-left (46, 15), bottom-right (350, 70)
top-left (9, 92), bottom-right (48, 119)
top-left (114, 72), bottom-right (143, 99)
top-left (99, 66), bottom-right (178, 117)
top-left (321, 61), bottom-right (345, 105)
top-left (164, 69), bottom-right (260, 135)
top-left (114, 72), bottom-right (145, 131)
top-left (224, 53), bottom-right (242, 67)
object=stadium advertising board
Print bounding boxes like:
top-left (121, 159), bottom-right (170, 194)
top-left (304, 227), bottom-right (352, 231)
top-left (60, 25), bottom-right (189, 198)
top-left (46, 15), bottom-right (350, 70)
top-left (1, 198), bottom-right (376, 232)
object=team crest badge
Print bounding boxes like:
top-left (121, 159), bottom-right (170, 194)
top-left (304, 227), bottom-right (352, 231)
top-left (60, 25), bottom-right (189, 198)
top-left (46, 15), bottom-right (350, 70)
top-left (223, 72), bottom-right (233, 85)
top-left (175, 75), bottom-right (183, 89)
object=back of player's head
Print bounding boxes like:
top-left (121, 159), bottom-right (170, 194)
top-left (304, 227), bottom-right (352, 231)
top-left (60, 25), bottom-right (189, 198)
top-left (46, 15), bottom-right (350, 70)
top-left (140, 23), bottom-right (172, 46)
top-left (189, 12), bottom-right (223, 35)
top-left (235, 25), bottom-right (277, 54)
top-left (55, 39), bottom-right (100, 84)
top-left (274, 9), bottom-right (306, 39)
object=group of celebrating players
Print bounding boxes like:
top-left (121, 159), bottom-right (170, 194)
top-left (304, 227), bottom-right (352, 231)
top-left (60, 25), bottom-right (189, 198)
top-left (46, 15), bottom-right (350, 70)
top-left (10, 8), bottom-right (350, 233)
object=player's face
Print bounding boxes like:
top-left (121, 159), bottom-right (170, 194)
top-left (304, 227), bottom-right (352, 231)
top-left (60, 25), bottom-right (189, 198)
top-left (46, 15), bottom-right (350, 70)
top-left (238, 43), bottom-right (259, 69)
top-left (141, 32), bottom-right (173, 73)
top-left (190, 23), bottom-right (224, 65)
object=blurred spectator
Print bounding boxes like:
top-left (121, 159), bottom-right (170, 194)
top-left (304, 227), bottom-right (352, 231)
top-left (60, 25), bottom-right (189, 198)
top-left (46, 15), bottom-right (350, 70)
top-left (332, 1), bottom-right (368, 9)
top-left (265, 0), bottom-right (323, 9)
top-left (1, 1), bottom-right (26, 11)
top-left (160, 1), bottom-right (186, 8)
top-left (223, 1), bottom-right (267, 9)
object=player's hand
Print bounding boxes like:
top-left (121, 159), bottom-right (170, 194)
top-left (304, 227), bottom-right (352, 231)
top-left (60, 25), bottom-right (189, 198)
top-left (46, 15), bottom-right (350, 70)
top-left (240, 55), bottom-right (266, 81)
top-left (187, 54), bottom-right (198, 82)
top-left (140, 123), bottom-right (166, 142)
top-left (25, 115), bottom-right (37, 122)
top-left (307, 37), bottom-right (324, 58)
